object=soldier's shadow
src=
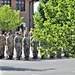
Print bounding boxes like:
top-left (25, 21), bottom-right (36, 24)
top-left (0, 66), bottom-right (55, 71)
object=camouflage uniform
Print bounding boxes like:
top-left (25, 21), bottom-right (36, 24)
top-left (30, 35), bottom-right (39, 59)
top-left (14, 32), bottom-right (22, 60)
top-left (0, 31), bottom-right (6, 59)
top-left (22, 33), bottom-right (30, 60)
top-left (6, 32), bottom-right (14, 59)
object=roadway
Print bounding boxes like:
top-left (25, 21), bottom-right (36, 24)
top-left (0, 58), bottom-right (75, 75)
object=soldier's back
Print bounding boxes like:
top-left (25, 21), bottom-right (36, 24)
top-left (7, 36), bottom-right (14, 46)
top-left (0, 36), bottom-right (3, 46)
top-left (15, 36), bottom-right (22, 46)
top-left (24, 36), bottom-right (30, 46)
top-left (0, 35), bottom-right (6, 46)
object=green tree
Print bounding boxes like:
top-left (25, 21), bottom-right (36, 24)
top-left (0, 5), bottom-right (23, 31)
top-left (31, 0), bottom-right (75, 58)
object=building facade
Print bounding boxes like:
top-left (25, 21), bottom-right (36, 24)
top-left (0, 0), bottom-right (38, 31)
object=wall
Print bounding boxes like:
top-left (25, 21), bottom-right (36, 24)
top-left (0, 0), bottom-right (31, 31)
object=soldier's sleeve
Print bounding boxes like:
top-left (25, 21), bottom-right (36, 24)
top-left (21, 37), bottom-right (22, 45)
top-left (30, 36), bottom-right (34, 47)
top-left (5, 36), bottom-right (6, 45)
top-left (29, 37), bottom-right (30, 46)
top-left (30, 36), bottom-right (32, 46)
top-left (22, 37), bottom-right (24, 47)
top-left (6, 37), bottom-right (8, 45)
top-left (14, 37), bottom-right (16, 47)
top-left (2, 36), bottom-right (6, 45)
top-left (12, 37), bottom-right (14, 46)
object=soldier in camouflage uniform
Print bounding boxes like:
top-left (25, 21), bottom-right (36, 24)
top-left (14, 32), bottom-right (22, 60)
top-left (6, 32), bottom-right (14, 59)
top-left (30, 34), bottom-right (39, 59)
top-left (0, 31), bottom-right (6, 59)
top-left (22, 32), bottom-right (30, 60)
top-left (33, 41), bottom-right (39, 59)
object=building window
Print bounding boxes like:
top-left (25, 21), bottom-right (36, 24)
top-left (16, 0), bottom-right (25, 11)
top-left (1, 0), bottom-right (11, 6)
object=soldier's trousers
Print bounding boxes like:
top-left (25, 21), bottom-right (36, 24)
top-left (15, 46), bottom-right (22, 59)
top-left (0, 47), bottom-right (5, 59)
top-left (24, 46), bottom-right (30, 60)
top-left (6, 46), bottom-right (14, 59)
top-left (33, 50), bottom-right (38, 59)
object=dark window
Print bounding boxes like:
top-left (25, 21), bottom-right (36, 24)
top-left (16, 0), bottom-right (25, 11)
top-left (1, 0), bottom-right (11, 6)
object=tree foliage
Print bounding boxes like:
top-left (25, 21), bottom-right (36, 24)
top-left (0, 5), bottom-right (23, 31)
top-left (31, 0), bottom-right (75, 58)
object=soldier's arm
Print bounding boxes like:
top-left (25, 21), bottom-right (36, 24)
top-left (22, 37), bottom-right (24, 47)
top-left (21, 37), bottom-right (22, 46)
top-left (6, 37), bottom-right (8, 46)
top-left (14, 37), bottom-right (16, 47)
top-left (30, 36), bottom-right (34, 47)
top-left (12, 37), bottom-right (14, 46)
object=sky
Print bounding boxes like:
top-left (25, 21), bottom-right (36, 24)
top-left (34, 2), bottom-right (39, 12)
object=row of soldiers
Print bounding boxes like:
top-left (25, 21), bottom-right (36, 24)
top-left (0, 30), bottom-right (38, 60)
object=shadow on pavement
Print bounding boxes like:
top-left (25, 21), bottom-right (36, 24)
top-left (0, 66), bottom-right (55, 71)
